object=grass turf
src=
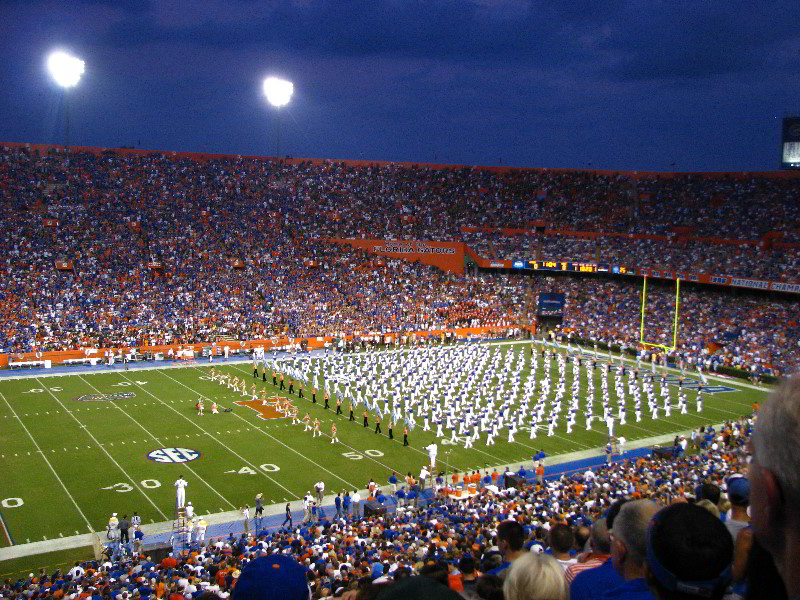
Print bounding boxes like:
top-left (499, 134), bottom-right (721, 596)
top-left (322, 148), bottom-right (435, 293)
top-left (0, 341), bottom-right (766, 549)
top-left (0, 547), bottom-right (96, 582)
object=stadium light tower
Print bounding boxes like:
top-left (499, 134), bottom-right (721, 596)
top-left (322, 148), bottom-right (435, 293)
top-left (263, 77), bottom-right (293, 158)
top-left (47, 50), bottom-right (85, 147)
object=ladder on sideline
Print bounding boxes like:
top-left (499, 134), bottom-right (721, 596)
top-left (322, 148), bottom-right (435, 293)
top-left (171, 506), bottom-right (189, 553)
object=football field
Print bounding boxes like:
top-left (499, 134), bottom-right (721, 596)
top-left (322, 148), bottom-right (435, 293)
top-left (0, 341), bottom-right (766, 547)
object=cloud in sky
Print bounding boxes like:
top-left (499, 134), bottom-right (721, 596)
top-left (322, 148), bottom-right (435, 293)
top-left (0, 0), bottom-right (797, 170)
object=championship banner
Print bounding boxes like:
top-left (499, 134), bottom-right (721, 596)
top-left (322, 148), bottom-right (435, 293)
top-left (55, 260), bottom-right (73, 270)
top-left (329, 238), bottom-right (465, 274)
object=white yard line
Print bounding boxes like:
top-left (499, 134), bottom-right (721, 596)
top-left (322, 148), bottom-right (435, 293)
top-left (224, 364), bottom-right (433, 474)
top-left (117, 373), bottom-right (297, 499)
top-left (0, 390), bottom-right (95, 534)
top-left (33, 378), bottom-right (168, 520)
top-left (226, 363), bottom-right (523, 468)
top-left (156, 368), bottom-right (360, 490)
top-left (77, 375), bottom-right (237, 511)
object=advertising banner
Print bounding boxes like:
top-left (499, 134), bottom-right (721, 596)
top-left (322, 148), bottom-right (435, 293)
top-left (330, 238), bottom-right (465, 274)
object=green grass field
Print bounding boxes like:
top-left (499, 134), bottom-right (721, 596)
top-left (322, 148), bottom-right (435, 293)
top-left (0, 341), bottom-right (766, 548)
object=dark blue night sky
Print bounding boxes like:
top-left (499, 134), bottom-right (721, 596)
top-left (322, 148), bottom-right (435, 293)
top-left (1, 0), bottom-right (798, 170)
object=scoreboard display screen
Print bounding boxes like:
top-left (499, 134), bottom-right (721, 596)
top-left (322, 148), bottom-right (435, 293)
top-left (537, 293), bottom-right (565, 316)
top-left (529, 260), bottom-right (629, 273)
top-left (782, 117), bottom-right (800, 169)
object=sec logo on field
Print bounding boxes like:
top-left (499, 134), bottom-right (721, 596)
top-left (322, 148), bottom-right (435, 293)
top-left (146, 448), bottom-right (201, 464)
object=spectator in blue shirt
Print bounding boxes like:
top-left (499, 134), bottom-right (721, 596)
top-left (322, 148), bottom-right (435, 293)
top-left (598, 500), bottom-right (660, 600)
top-left (571, 499), bottom-right (627, 600)
top-left (342, 491), bottom-right (351, 518)
top-left (334, 493), bottom-right (342, 519)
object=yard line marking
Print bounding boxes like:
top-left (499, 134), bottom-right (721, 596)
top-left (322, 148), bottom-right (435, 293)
top-left (0, 390), bottom-right (95, 534)
top-left (75, 530), bottom-right (80, 535)
top-left (0, 512), bottom-right (12, 546)
top-left (59, 533), bottom-right (63, 538)
top-left (117, 373), bottom-right (297, 500)
top-left (76, 375), bottom-right (237, 511)
top-left (161, 368), bottom-right (360, 490)
top-left (238, 364), bottom-right (500, 468)
top-left (33, 378), bottom-right (168, 520)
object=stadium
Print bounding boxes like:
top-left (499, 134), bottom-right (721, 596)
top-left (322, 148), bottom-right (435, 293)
top-left (1, 4), bottom-right (800, 600)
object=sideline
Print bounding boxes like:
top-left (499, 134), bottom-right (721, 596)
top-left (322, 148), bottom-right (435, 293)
top-left (0, 420), bottom-right (709, 562)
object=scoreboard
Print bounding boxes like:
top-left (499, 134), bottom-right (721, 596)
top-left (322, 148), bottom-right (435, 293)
top-left (782, 117), bottom-right (800, 169)
top-left (529, 260), bottom-right (633, 274)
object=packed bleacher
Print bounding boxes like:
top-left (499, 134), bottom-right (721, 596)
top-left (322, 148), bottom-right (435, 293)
top-left (0, 413), bottom-right (754, 600)
top-left (1, 145), bottom-right (798, 380)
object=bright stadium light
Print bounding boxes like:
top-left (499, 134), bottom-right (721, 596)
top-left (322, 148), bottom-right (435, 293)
top-left (263, 77), bottom-right (293, 107)
top-left (47, 51), bottom-right (85, 88)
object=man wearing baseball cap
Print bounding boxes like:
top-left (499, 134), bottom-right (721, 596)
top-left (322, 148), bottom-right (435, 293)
top-left (645, 503), bottom-right (733, 600)
top-left (724, 476), bottom-right (750, 541)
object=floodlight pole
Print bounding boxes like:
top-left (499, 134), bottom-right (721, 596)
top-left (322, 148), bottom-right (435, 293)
top-left (64, 89), bottom-right (70, 148)
top-left (48, 51), bottom-right (84, 148)
top-left (263, 77), bottom-right (293, 160)
top-left (275, 111), bottom-right (281, 159)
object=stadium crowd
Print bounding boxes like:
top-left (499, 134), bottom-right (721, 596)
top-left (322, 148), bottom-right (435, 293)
top-left (0, 146), bottom-right (798, 379)
top-left (0, 403), bottom-right (782, 600)
top-left (3, 146), bottom-right (800, 600)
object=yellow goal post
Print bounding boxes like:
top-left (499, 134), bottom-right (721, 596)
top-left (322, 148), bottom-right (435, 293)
top-left (639, 275), bottom-right (680, 352)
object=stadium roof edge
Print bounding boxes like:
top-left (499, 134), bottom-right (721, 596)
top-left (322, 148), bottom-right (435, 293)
top-left (2, 140), bottom-right (800, 179)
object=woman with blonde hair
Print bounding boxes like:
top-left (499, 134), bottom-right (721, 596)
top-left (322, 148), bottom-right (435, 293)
top-left (503, 553), bottom-right (569, 600)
